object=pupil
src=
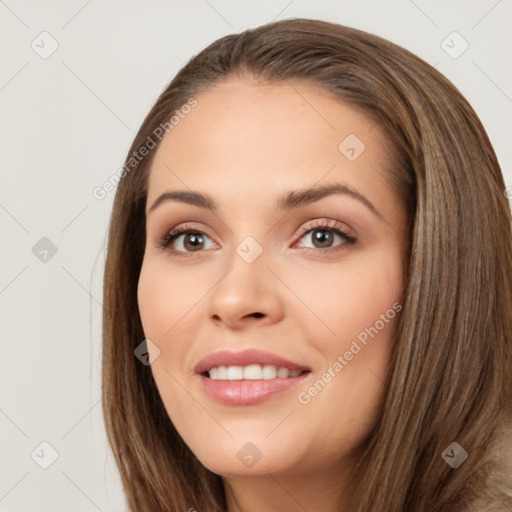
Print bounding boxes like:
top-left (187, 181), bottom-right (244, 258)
top-left (314, 229), bottom-right (332, 248)
top-left (185, 233), bottom-right (203, 251)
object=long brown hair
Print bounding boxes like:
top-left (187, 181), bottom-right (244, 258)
top-left (101, 18), bottom-right (512, 511)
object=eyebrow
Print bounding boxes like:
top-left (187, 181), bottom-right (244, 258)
top-left (147, 183), bottom-right (384, 220)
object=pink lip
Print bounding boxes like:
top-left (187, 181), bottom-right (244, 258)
top-left (198, 373), bottom-right (311, 405)
top-left (194, 349), bottom-right (313, 406)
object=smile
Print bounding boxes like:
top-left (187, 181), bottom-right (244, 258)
top-left (195, 348), bottom-right (312, 405)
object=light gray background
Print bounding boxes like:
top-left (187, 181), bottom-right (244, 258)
top-left (1, 1), bottom-right (511, 510)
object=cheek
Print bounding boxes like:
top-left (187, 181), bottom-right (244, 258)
top-left (136, 259), bottom-right (213, 397)
top-left (287, 250), bottom-right (403, 436)
top-left (137, 263), bottom-right (167, 337)
top-left (287, 248), bottom-right (404, 351)
top-left (137, 258), bottom-right (200, 339)
top-left (136, 261), bottom-right (199, 422)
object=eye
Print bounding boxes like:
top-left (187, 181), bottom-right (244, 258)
top-left (294, 219), bottom-right (356, 252)
top-left (155, 222), bottom-right (216, 256)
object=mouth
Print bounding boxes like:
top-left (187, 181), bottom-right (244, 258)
top-left (195, 349), bottom-right (312, 406)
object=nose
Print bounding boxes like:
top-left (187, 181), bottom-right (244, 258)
top-left (206, 249), bottom-right (284, 330)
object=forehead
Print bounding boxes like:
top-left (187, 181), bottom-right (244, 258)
top-left (145, 79), bottom-right (397, 214)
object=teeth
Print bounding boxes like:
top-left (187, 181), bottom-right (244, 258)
top-left (277, 367), bottom-right (290, 378)
top-left (244, 364), bottom-right (263, 380)
top-left (208, 364), bottom-right (305, 380)
top-left (262, 365), bottom-right (277, 379)
top-left (217, 366), bottom-right (227, 379)
top-left (226, 366), bottom-right (244, 380)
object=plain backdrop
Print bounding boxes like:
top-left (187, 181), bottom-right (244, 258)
top-left (1, 0), bottom-right (511, 510)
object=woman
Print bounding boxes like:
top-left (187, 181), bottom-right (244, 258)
top-left (101, 18), bottom-right (512, 511)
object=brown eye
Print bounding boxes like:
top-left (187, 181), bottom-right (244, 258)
top-left (303, 229), bottom-right (337, 249)
top-left (179, 232), bottom-right (206, 252)
top-left (158, 229), bottom-right (215, 254)
top-left (295, 220), bottom-right (356, 251)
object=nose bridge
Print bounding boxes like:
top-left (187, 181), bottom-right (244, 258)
top-left (206, 229), bottom-right (280, 326)
top-left (222, 209), bottom-right (272, 269)
top-left (235, 233), bottom-right (266, 266)
top-left (221, 232), bottom-right (269, 298)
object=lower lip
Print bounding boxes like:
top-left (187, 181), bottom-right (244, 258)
top-left (198, 373), bottom-right (311, 405)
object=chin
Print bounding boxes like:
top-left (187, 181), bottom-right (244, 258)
top-left (199, 454), bottom-right (296, 478)
top-left (185, 436), bottom-right (300, 477)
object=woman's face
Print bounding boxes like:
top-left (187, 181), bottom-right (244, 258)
top-left (137, 79), bottom-right (408, 480)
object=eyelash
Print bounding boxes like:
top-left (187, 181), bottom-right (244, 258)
top-left (155, 219), bottom-right (357, 258)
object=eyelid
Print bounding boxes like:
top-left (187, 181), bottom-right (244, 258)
top-left (293, 218), bottom-right (356, 240)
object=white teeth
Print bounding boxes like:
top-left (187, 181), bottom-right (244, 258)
top-left (244, 364), bottom-right (263, 379)
top-left (208, 364), bottom-right (305, 380)
top-left (226, 366), bottom-right (244, 380)
top-left (277, 367), bottom-right (290, 378)
top-left (262, 365), bottom-right (277, 379)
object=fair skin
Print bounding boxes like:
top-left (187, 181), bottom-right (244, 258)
top-left (137, 78), bottom-right (409, 511)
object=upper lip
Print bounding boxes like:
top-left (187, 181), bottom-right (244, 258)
top-left (194, 348), bottom-right (312, 375)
